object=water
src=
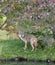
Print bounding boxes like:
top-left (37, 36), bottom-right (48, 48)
top-left (0, 62), bottom-right (55, 65)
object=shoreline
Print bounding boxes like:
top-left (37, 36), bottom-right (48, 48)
top-left (0, 57), bottom-right (55, 63)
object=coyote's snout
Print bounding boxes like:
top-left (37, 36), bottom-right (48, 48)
top-left (18, 31), bottom-right (38, 51)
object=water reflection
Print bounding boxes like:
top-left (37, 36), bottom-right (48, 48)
top-left (0, 62), bottom-right (55, 65)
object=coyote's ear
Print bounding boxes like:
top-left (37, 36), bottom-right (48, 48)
top-left (16, 31), bottom-right (18, 35)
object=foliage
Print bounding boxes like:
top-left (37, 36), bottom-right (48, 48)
top-left (0, 14), bottom-right (7, 28)
top-left (16, 19), bottom-right (36, 32)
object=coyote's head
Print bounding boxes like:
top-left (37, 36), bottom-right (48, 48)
top-left (18, 31), bottom-right (25, 38)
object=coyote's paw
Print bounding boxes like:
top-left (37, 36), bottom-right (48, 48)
top-left (23, 47), bottom-right (26, 50)
top-left (31, 49), bottom-right (34, 51)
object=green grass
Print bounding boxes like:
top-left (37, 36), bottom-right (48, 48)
top-left (0, 39), bottom-right (55, 60)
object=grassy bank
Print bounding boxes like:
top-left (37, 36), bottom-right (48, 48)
top-left (0, 39), bottom-right (55, 60)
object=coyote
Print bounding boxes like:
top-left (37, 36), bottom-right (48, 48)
top-left (17, 31), bottom-right (38, 51)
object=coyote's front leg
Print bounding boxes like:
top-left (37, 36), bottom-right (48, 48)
top-left (24, 41), bottom-right (27, 50)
